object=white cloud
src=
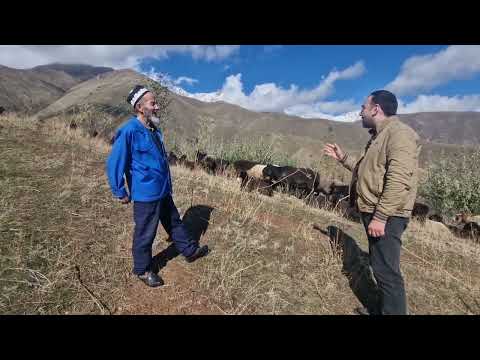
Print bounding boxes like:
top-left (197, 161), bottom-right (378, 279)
top-left (314, 94), bottom-right (480, 121)
top-left (177, 61), bottom-right (366, 113)
top-left (141, 68), bottom-right (194, 97)
top-left (296, 99), bottom-right (359, 114)
top-left (174, 76), bottom-right (198, 86)
top-left (284, 100), bottom-right (360, 118)
top-left (0, 45), bottom-right (240, 70)
top-left (325, 94), bottom-right (480, 122)
top-left (312, 94), bottom-right (480, 121)
top-left (398, 94), bottom-right (480, 113)
top-left (142, 64), bottom-right (480, 122)
top-left (386, 45), bottom-right (480, 96)
top-left (189, 45), bottom-right (240, 62)
top-left (284, 107), bottom-right (361, 122)
top-left (330, 110), bottom-right (362, 122)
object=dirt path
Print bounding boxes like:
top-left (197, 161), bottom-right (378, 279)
top-left (119, 258), bottom-right (220, 314)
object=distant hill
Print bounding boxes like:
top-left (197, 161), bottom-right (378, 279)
top-left (32, 68), bottom-right (374, 160)
top-left (32, 63), bottom-right (114, 82)
top-left (34, 68), bottom-right (144, 121)
top-left (0, 64), bottom-right (113, 114)
top-left (398, 112), bottom-right (480, 146)
top-left (31, 66), bottom-right (480, 142)
top-left (2, 63), bottom-right (479, 167)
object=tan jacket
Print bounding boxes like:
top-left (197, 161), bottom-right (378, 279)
top-left (340, 116), bottom-right (421, 221)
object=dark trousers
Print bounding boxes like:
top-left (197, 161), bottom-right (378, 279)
top-left (361, 212), bottom-right (409, 315)
top-left (132, 195), bottom-right (197, 275)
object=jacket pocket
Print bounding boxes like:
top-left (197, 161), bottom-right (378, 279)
top-left (132, 162), bottom-right (150, 179)
top-left (133, 131), bottom-right (153, 152)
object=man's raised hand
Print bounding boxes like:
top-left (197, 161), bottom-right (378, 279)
top-left (323, 143), bottom-right (345, 162)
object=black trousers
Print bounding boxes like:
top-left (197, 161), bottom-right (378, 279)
top-left (132, 195), bottom-right (197, 275)
top-left (361, 212), bottom-right (409, 315)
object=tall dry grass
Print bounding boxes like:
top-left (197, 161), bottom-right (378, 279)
top-left (2, 113), bottom-right (479, 314)
top-left (0, 114), bottom-right (127, 314)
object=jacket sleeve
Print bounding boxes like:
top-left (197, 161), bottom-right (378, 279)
top-left (339, 152), bottom-right (358, 172)
top-left (373, 130), bottom-right (419, 222)
top-left (106, 129), bottom-right (131, 199)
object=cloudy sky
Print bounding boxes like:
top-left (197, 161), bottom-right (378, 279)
top-left (1, 45), bottom-right (480, 121)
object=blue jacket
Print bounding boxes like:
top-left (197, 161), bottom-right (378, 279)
top-left (106, 116), bottom-right (172, 202)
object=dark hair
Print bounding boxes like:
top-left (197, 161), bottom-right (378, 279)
top-left (370, 90), bottom-right (398, 116)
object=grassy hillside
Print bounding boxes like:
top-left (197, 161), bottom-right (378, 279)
top-left (399, 112), bottom-right (480, 146)
top-left (0, 64), bottom-right (113, 114)
top-left (1, 113), bottom-right (479, 315)
top-left (34, 69), bottom-right (143, 122)
top-left (25, 67), bottom-right (480, 170)
top-left (32, 63), bottom-right (113, 82)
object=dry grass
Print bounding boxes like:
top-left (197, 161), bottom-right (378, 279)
top-left (1, 114), bottom-right (479, 315)
top-left (0, 114), bottom-right (127, 314)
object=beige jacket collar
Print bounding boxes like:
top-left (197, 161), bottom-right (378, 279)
top-left (374, 115), bottom-right (398, 135)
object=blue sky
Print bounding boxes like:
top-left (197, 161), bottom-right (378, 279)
top-left (2, 45), bottom-right (480, 121)
top-left (139, 46), bottom-right (444, 94)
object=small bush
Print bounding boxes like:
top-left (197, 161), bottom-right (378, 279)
top-left (214, 136), bottom-right (295, 166)
top-left (419, 149), bottom-right (480, 216)
top-left (62, 104), bottom-right (119, 139)
top-left (166, 115), bottom-right (296, 166)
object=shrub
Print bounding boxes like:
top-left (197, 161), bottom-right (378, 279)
top-left (419, 149), bottom-right (480, 216)
top-left (166, 115), bottom-right (296, 166)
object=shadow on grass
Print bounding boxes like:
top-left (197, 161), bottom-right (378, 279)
top-left (151, 205), bottom-right (214, 273)
top-left (315, 224), bottom-right (380, 314)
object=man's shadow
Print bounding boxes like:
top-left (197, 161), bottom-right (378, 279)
top-left (151, 205), bottom-right (214, 274)
top-left (315, 224), bottom-right (380, 313)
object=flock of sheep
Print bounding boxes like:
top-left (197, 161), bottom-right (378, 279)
top-left (167, 150), bottom-right (480, 243)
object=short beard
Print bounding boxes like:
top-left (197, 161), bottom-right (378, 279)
top-left (150, 116), bottom-right (160, 126)
top-left (142, 109), bottom-right (160, 126)
top-left (361, 116), bottom-right (374, 129)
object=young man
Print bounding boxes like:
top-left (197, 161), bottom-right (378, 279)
top-left (323, 90), bottom-right (421, 315)
top-left (106, 85), bottom-right (209, 288)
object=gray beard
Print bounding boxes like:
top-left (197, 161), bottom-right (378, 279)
top-left (143, 109), bottom-right (160, 126)
top-left (150, 116), bottom-right (160, 126)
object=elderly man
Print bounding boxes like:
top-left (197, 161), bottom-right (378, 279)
top-left (323, 90), bottom-right (421, 315)
top-left (106, 85), bottom-right (209, 288)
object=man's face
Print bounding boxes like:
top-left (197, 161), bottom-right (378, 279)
top-left (360, 96), bottom-right (378, 129)
top-left (139, 92), bottom-right (159, 120)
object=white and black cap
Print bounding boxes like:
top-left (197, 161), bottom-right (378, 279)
top-left (127, 85), bottom-right (150, 108)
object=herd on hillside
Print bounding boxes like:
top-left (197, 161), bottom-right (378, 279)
top-left (166, 149), bottom-right (480, 243)
top-left (1, 107), bottom-right (477, 242)
top-left (57, 118), bottom-right (480, 244)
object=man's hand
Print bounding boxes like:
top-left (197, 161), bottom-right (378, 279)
top-left (323, 143), bottom-right (345, 162)
top-left (119, 196), bottom-right (130, 204)
top-left (368, 219), bottom-right (386, 237)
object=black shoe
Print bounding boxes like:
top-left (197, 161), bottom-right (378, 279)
top-left (354, 306), bottom-right (370, 316)
top-left (185, 245), bottom-right (209, 263)
top-left (137, 271), bottom-right (164, 287)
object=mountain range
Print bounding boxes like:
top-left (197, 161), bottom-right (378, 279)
top-left (1, 63), bottom-right (479, 166)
